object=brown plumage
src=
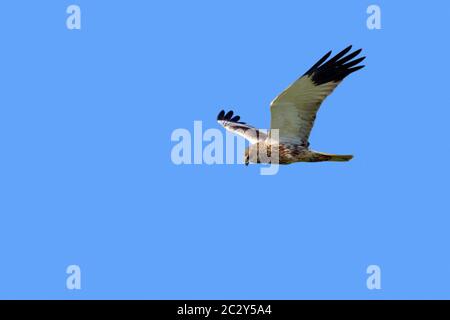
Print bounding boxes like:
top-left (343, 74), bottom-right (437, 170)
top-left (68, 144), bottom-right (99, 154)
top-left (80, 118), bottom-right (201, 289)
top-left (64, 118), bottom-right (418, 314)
top-left (244, 142), bottom-right (353, 165)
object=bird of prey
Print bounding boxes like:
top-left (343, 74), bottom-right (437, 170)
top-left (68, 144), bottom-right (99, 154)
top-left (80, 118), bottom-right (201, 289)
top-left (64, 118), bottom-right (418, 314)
top-left (217, 45), bottom-right (365, 165)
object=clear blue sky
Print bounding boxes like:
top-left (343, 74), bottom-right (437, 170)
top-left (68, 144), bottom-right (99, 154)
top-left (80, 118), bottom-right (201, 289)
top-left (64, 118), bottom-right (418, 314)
top-left (1, 1), bottom-right (449, 299)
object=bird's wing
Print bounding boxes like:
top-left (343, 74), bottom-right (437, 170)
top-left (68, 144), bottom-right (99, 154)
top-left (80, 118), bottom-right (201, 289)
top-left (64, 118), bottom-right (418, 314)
top-left (270, 45), bottom-right (365, 146)
top-left (217, 110), bottom-right (267, 144)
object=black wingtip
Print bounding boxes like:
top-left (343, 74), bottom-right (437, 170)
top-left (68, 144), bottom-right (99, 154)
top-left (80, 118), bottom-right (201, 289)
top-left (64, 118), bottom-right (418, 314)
top-left (306, 46), bottom-right (366, 85)
top-left (341, 56), bottom-right (366, 68)
top-left (224, 110), bottom-right (234, 119)
top-left (217, 110), bottom-right (246, 124)
top-left (327, 45), bottom-right (353, 64)
top-left (303, 50), bottom-right (332, 76)
top-left (344, 44), bottom-right (354, 52)
top-left (217, 110), bottom-right (225, 121)
top-left (350, 65), bottom-right (365, 72)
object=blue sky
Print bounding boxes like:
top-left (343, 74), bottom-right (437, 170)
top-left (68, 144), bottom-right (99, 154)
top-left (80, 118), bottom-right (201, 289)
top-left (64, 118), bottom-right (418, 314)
top-left (0, 1), bottom-right (449, 299)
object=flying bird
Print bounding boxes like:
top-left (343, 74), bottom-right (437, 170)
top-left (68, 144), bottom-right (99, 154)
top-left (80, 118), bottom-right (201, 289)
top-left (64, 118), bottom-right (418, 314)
top-left (217, 45), bottom-right (365, 165)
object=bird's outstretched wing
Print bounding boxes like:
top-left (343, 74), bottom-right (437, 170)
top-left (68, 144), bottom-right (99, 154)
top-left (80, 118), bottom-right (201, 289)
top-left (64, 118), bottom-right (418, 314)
top-left (270, 45), bottom-right (365, 146)
top-left (217, 110), bottom-right (267, 144)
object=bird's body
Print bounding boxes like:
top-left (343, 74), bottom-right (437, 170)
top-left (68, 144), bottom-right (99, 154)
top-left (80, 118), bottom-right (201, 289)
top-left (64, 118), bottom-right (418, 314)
top-left (247, 142), bottom-right (353, 165)
top-left (217, 45), bottom-right (365, 166)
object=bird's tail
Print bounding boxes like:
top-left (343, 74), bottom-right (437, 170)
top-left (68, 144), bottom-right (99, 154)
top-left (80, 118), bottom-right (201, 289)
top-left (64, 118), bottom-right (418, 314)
top-left (314, 152), bottom-right (354, 162)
